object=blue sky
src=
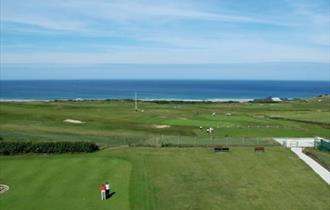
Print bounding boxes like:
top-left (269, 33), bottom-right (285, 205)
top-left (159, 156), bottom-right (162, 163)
top-left (0, 0), bottom-right (329, 80)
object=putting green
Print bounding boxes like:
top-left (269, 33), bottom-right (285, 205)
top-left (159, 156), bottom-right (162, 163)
top-left (0, 153), bottom-right (132, 210)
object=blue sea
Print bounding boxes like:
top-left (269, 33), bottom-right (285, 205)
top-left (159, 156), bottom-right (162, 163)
top-left (0, 80), bottom-right (329, 101)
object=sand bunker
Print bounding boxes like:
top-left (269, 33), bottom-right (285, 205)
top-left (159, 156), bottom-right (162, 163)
top-left (153, 125), bottom-right (171, 129)
top-left (0, 184), bottom-right (9, 194)
top-left (64, 119), bottom-right (85, 124)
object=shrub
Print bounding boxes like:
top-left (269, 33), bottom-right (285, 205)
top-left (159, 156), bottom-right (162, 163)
top-left (0, 141), bottom-right (99, 155)
top-left (318, 140), bottom-right (330, 152)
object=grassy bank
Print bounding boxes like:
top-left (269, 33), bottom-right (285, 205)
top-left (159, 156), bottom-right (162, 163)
top-left (303, 148), bottom-right (330, 170)
top-left (1, 147), bottom-right (329, 210)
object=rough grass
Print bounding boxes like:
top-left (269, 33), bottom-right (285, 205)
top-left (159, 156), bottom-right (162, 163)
top-left (0, 97), bottom-right (329, 144)
top-left (1, 147), bottom-right (329, 210)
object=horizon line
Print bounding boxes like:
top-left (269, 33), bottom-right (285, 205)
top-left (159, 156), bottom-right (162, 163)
top-left (2, 79), bottom-right (330, 82)
top-left (2, 62), bottom-right (330, 65)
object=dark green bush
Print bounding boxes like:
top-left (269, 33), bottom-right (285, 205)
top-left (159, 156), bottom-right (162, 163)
top-left (0, 141), bottom-right (99, 155)
top-left (318, 140), bottom-right (330, 152)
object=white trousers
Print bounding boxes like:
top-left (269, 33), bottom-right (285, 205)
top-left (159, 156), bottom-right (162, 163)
top-left (101, 191), bottom-right (106, 200)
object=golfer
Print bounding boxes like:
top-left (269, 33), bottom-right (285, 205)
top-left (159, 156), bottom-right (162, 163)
top-left (100, 184), bottom-right (106, 200)
top-left (105, 182), bottom-right (110, 198)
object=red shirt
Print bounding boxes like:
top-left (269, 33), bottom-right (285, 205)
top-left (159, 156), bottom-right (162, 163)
top-left (100, 185), bottom-right (106, 191)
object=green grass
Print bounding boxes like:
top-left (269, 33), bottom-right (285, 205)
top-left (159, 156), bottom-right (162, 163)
top-left (0, 97), bottom-right (329, 144)
top-left (1, 147), bottom-right (329, 210)
top-left (303, 148), bottom-right (330, 170)
top-left (0, 153), bottom-right (133, 210)
top-left (1, 96), bottom-right (329, 210)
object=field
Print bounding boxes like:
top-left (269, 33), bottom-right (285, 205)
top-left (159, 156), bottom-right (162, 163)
top-left (1, 147), bottom-right (330, 210)
top-left (0, 96), bottom-right (329, 145)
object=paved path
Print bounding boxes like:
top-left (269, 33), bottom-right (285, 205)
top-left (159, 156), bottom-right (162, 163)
top-left (273, 138), bottom-right (315, 148)
top-left (291, 148), bottom-right (330, 185)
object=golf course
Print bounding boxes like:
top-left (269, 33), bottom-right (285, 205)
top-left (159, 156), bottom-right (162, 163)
top-left (2, 0), bottom-right (330, 208)
top-left (0, 96), bottom-right (329, 144)
top-left (1, 96), bottom-right (330, 210)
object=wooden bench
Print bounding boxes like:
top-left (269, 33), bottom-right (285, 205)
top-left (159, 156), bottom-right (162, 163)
top-left (214, 147), bottom-right (229, 152)
top-left (254, 147), bottom-right (265, 152)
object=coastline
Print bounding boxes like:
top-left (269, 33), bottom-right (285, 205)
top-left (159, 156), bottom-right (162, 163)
top-left (0, 97), bottom-right (305, 103)
top-left (0, 98), bottom-right (254, 103)
top-left (1, 80), bottom-right (328, 103)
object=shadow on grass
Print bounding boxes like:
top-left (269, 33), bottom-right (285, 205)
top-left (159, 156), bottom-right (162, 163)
top-left (106, 192), bottom-right (116, 200)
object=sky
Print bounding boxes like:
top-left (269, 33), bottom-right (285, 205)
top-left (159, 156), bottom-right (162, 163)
top-left (0, 0), bottom-right (329, 80)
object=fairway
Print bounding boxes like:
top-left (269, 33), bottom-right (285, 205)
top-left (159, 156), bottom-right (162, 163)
top-left (1, 97), bottom-right (330, 145)
top-left (1, 147), bottom-right (329, 210)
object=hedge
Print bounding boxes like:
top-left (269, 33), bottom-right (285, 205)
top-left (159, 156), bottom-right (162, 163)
top-left (0, 141), bottom-right (99, 155)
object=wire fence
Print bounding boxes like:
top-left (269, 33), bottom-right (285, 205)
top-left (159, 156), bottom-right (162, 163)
top-left (1, 131), bottom-right (279, 147)
top-left (102, 135), bottom-right (279, 147)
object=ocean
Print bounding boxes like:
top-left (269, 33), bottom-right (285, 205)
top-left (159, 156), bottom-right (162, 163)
top-left (0, 80), bottom-right (329, 101)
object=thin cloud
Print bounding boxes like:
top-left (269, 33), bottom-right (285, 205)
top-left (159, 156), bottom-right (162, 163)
top-left (1, 0), bottom-right (289, 31)
top-left (2, 43), bottom-right (328, 64)
top-left (0, 0), bottom-right (329, 64)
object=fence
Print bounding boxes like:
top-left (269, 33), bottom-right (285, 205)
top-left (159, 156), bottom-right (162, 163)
top-left (2, 132), bottom-right (279, 147)
top-left (103, 135), bottom-right (279, 147)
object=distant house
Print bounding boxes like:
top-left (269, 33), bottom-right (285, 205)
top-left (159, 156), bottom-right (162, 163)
top-left (253, 96), bottom-right (284, 102)
top-left (270, 97), bottom-right (282, 102)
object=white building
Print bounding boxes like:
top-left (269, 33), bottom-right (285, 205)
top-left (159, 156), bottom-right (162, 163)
top-left (270, 97), bottom-right (282, 102)
top-left (274, 138), bottom-right (315, 148)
